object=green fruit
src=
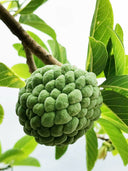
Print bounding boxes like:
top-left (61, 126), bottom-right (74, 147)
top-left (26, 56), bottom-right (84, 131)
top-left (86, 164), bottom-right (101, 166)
top-left (16, 64), bottom-right (103, 146)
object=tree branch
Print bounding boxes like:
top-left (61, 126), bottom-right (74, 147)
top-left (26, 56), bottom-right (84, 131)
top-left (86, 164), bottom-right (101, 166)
top-left (22, 42), bottom-right (37, 73)
top-left (0, 3), bottom-right (62, 66)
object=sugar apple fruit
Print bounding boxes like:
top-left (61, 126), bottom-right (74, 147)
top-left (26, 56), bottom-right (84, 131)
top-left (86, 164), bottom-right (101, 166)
top-left (16, 64), bottom-right (103, 146)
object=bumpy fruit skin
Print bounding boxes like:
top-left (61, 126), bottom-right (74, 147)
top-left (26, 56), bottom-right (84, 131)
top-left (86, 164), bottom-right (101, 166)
top-left (16, 64), bottom-right (103, 146)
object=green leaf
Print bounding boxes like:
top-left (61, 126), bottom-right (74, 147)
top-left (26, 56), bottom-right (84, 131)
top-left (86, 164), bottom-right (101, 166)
top-left (90, 0), bottom-right (113, 44)
top-left (13, 43), bottom-right (26, 58)
top-left (107, 38), bottom-right (112, 55)
top-left (48, 39), bottom-right (69, 64)
top-left (0, 63), bottom-right (25, 88)
top-left (103, 25), bottom-right (124, 78)
top-left (112, 148), bottom-right (118, 156)
top-left (13, 157), bottom-right (40, 167)
top-left (96, 72), bottom-right (105, 78)
top-left (13, 43), bottom-right (21, 52)
top-left (101, 104), bottom-right (128, 133)
top-left (13, 136), bottom-right (37, 157)
top-left (0, 149), bottom-right (25, 164)
top-left (27, 31), bottom-right (49, 52)
top-left (104, 55), bottom-right (115, 78)
top-left (98, 118), bottom-right (128, 165)
top-left (19, 14), bottom-right (56, 39)
top-left (13, 42), bottom-right (44, 68)
top-left (86, 128), bottom-right (98, 171)
top-left (55, 145), bottom-right (68, 160)
top-left (13, 31), bottom-right (50, 68)
top-left (115, 23), bottom-right (123, 44)
top-left (0, 104), bottom-right (4, 125)
top-left (0, 142), bottom-right (2, 155)
top-left (59, 44), bottom-right (69, 64)
top-left (33, 55), bottom-right (45, 68)
top-left (27, 31), bottom-right (50, 68)
top-left (102, 90), bottom-right (128, 125)
top-left (88, 37), bottom-right (108, 75)
top-left (48, 40), bottom-right (60, 61)
top-left (101, 75), bottom-right (128, 96)
top-left (124, 55), bottom-right (128, 75)
top-left (20, 0), bottom-right (47, 14)
top-left (86, 0), bottom-right (113, 70)
top-left (108, 27), bottom-right (125, 75)
top-left (11, 63), bottom-right (31, 79)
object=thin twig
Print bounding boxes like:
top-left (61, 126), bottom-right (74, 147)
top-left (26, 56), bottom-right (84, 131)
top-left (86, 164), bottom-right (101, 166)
top-left (0, 3), bottom-right (62, 66)
top-left (22, 42), bottom-right (37, 73)
top-left (0, 165), bottom-right (11, 170)
top-left (97, 134), bottom-right (112, 143)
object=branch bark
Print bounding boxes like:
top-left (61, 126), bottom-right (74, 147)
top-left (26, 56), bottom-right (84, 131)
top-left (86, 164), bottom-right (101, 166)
top-left (22, 42), bottom-right (37, 73)
top-left (0, 4), bottom-right (62, 66)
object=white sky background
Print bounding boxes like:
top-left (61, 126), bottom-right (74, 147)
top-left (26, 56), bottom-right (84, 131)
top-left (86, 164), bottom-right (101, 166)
top-left (0, 0), bottom-right (128, 171)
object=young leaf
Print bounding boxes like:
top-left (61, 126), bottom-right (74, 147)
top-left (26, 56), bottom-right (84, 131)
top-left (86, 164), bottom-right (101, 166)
top-left (20, 0), bottom-right (47, 14)
top-left (0, 63), bottom-right (25, 88)
top-left (13, 136), bottom-right (37, 157)
top-left (88, 37), bottom-right (108, 75)
top-left (98, 145), bottom-right (107, 159)
top-left (102, 90), bottom-right (128, 125)
top-left (108, 27), bottom-right (125, 75)
top-left (13, 157), bottom-right (40, 167)
top-left (115, 23), bottom-right (123, 44)
top-left (86, 128), bottom-right (98, 171)
top-left (19, 14), bottom-right (56, 39)
top-left (0, 104), bottom-right (4, 125)
top-left (0, 149), bottom-right (25, 164)
top-left (101, 104), bottom-right (128, 133)
top-left (101, 75), bottom-right (128, 96)
top-left (98, 118), bottom-right (128, 165)
top-left (55, 145), bottom-right (68, 160)
top-left (11, 63), bottom-right (31, 79)
top-left (86, 0), bottom-right (113, 70)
